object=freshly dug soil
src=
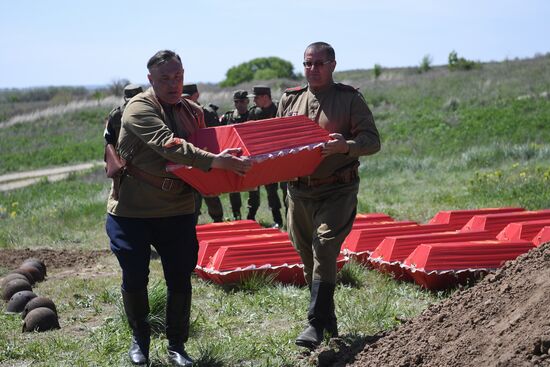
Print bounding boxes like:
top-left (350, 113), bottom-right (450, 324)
top-left (0, 248), bottom-right (110, 273)
top-left (347, 242), bottom-right (550, 367)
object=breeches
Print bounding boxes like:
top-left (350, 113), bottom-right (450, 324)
top-left (106, 213), bottom-right (198, 293)
top-left (287, 180), bottom-right (358, 284)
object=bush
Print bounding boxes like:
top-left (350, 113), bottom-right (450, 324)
top-left (373, 64), bottom-right (382, 79)
top-left (448, 50), bottom-right (479, 71)
top-left (419, 54), bottom-right (432, 73)
top-left (220, 57), bottom-right (296, 87)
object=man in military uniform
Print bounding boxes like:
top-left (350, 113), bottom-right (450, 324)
top-left (182, 84), bottom-right (221, 127)
top-left (248, 85), bottom-right (286, 228)
top-left (182, 83), bottom-right (224, 223)
top-left (104, 83), bottom-right (143, 146)
top-left (106, 50), bottom-right (251, 366)
top-left (277, 42), bottom-right (380, 349)
top-left (219, 90), bottom-right (259, 221)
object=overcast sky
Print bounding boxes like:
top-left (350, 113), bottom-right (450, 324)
top-left (1, 0), bottom-right (548, 89)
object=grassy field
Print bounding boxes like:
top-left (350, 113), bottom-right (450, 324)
top-left (0, 54), bottom-right (549, 366)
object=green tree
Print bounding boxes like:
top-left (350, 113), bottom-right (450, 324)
top-left (221, 57), bottom-right (296, 87)
top-left (373, 64), bottom-right (382, 79)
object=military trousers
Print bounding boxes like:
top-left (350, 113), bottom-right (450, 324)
top-left (106, 213), bottom-right (198, 293)
top-left (287, 179), bottom-right (359, 285)
top-left (194, 191), bottom-right (223, 223)
top-left (229, 191), bottom-right (262, 220)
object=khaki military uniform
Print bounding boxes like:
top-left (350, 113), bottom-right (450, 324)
top-left (248, 102), bottom-right (287, 226)
top-left (107, 88), bottom-right (215, 218)
top-left (276, 82), bottom-right (380, 284)
top-left (193, 103), bottom-right (223, 222)
top-left (220, 109), bottom-right (249, 125)
top-left (202, 103), bottom-right (221, 127)
top-left (219, 109), bottom-right (250, 220)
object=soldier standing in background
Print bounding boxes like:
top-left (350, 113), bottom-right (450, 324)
top-left (277, 42), bottom-right (380, 349)
top-left (219, 90), bottom-right (259, 221)
top-left (182, 84), bottom-right (225, 223)
top-left (183, 84), bottom-right (221, 127)
top-left (104, 84), bottom-right (143, 146)
top-left (248, 85), bottom-right (286, 228)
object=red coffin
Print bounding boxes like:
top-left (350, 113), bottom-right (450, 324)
top-left (533, 226), bottom-right (550, 247)
top-left (167, 116), bottom-right (331, 195)
top-left (368, 230), bottom-right (495, 280)
top-left (460, 210), bottom-right (550, 233)
top-left (428, 207), bottom-right (524, 226)
top-left (401, 240), bottom-right (535, 290)
top-left (496, 219), bottom-right (550, 241)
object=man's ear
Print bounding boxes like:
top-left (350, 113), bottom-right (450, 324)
top-left (330, 60), bottom-right (337, 73)
top-left (147, 73), bottom-right (153, 86)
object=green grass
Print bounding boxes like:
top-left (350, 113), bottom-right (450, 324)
top-left (1, 54), bottom-right (549, 365)
top-left (0, 107), bottom-right (108, 174)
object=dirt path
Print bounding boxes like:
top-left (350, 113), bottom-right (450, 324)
top-left (0, 161), bottom-right (103, 191)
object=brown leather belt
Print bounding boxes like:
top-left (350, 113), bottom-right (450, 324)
top-left (126, 163), bottom-right (188, 192)
top-left (293, 163), bottom-right (359, 188)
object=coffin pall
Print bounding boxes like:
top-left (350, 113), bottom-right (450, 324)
top-left (167, 115), bottom-right (331, 195)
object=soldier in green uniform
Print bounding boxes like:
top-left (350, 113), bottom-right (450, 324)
top-left (277, 42), bottom-right (380, 349)
top-left (106, 50), bottom-right (251, 366)
top-left (220, 90), bottom-right (261, 221)
top-left (247, 86), bottom-right (287, 228)
top-left (182, 84), bottom-right (225, 223)
top-left (104, 84), bottom-right (143, 146)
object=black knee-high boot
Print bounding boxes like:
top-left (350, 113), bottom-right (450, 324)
top-left (295, 280), bottom-right (337, 349)
top-left (166, 291), bottom-right (194, 367)
top-left (122, 288), bottom-right (150, 365)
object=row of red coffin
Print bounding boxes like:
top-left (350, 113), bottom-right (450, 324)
top-left (195, 207), bottom-right (550, 290)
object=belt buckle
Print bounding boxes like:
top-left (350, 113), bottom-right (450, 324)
top-left (161, 178), bottom-right (173, 191)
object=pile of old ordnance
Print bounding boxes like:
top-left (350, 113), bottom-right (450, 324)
top-left (1, 258), bottom-right (60, 332)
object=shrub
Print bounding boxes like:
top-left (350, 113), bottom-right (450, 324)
top-left (419, 54), bottom-right (432, 73)
top-left (373, 64), bottom-right (382, 79)
top-left (448, 50), bottom-right (479, 71)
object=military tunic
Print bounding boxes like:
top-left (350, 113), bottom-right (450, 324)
top-left (248, 101), bottom-right (286, 226)
top-left (277, 82), bottom-right (380, 283)
top-left (107, 88), bottom-right (215, 218)
top-left (220, 109), bottom-right (249, 125)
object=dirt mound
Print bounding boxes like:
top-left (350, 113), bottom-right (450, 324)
top-left (0, 248), bottom-right (110, 273)
top-left (347, 242), bottom-right (550, 367)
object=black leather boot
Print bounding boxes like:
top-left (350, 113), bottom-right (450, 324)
top-left (166, 291), bottom-right (194, 366)
top-left (271, 209), bottom-right (283, 228)
top-left (295, 280), bottom-right (336, 349)
top-left (122, 288), bottom-right (150, 365)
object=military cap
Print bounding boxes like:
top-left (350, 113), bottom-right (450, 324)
top-left (182, 84), bottom-right (198, 97)
top-left (233, 90), bottom-right (249, 100)
top-left (249, 85), bottom-right (271, 97)
top-left (123, 84), bottom-right (143, 99)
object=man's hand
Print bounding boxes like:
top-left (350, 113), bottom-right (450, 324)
top-left (321, 133), bottom-right (350, 157)
top-left (211, 148), bottom-right (252, 176)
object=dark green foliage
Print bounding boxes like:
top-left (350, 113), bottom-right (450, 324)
top-left (373, 63), bottom-right (382, 79)
top-left (448, 50), bottom-right (479, 71)
top-left (220, 57), bottom-right (296, 87)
